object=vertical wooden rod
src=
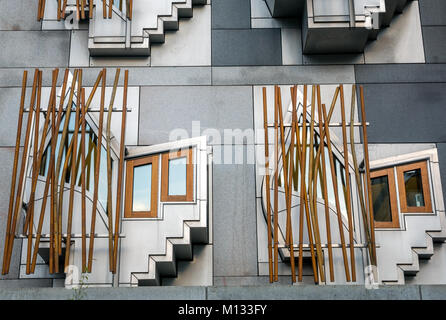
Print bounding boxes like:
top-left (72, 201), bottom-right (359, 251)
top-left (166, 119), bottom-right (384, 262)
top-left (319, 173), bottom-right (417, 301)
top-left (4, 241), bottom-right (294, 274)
top-left (103, 0), bottom-right (107, 18)
top-left (273, 86), bottom-right (279, 282)
top-left (88, 68), bottom-right (106, 272)
top-left (1, 70), bottom-right (27, 275)
top-left (262, 87), bottom-right (273, 283)
top-left (90, 0), bottom-right (93, 19)
top-left (321, 102), bottom-right (351, 282)
top-left (81, 88), bottom-right (87, 272)
top-left (113, 70), bottom-right (128, 273)
top-left (359, 86), bottom-right (377, 266)
top-left (340, 85), bottom-right (356, 281)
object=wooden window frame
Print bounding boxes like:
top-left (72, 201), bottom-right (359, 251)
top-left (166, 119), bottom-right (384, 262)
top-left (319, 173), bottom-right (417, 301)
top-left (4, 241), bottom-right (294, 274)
top-left (371, 167), bottom-right (400, 229)
top-left (161, 148), bottom-right (194, 202)
top-left (124, 155), bottom-right (159, 218)
top-left (396, 160), bottom-right (432, 213)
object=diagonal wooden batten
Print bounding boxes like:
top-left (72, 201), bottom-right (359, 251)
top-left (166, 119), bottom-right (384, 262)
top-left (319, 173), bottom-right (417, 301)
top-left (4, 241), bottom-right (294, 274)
top-left (262, 87), bottom-right (273, 283)
top-left (64, 71), bottom-right (82, 269)
top-left (349, 85), bottom-right (373, 264)
top-left (307, 85), bottom-right (325, 283)
top-left (113, 70), bottom-right (128, 274)
top-left (296, 85), bottom-right (318, 283)
top-left (25, 70), bottom-right (43, 274)
top-left (88, 68), bottom-right (106, 273)
top-left (81, 88), bottom-right (87, 272)
top-left (31, 70), bottom-right (63, 274)
top-left (106, 68), bottom-right (120, 272)
top-left (316, 86), bottom-right (335, 282)
top-left (54, 69), bottom-right (78, 262)
top-left (1, 71), bottom-right (27, 275)
top-left (321, 102), bottom-right (351, 282)
top-left (273, 86), bottom-right (279, 282)
top-left (62, 0), bottom-right (68, 19)
top-left (339, 85), bottom-right (356, 282)
top-left (4, 70), bottom-right (39, 275)
top-left (359, 86), bottom-right (377, 267)
top-left (40, 0), bottom-right (46, 21)
top-left (37, 0), bottom-right (42, 20)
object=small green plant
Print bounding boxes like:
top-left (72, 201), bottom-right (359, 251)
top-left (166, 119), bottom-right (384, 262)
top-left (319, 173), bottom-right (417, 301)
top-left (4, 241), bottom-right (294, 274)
top-left (70, 267), bottom-right (89, 300)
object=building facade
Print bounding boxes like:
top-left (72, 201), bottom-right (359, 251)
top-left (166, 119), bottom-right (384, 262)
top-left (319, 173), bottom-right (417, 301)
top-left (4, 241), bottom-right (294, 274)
top-left (0, 0), bottom-right (446, 293)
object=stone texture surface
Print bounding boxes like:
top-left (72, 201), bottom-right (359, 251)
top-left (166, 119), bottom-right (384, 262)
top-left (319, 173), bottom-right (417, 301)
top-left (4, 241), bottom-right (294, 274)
top-left (422, 26), bottom-right (446, 63)
top-left (0, 1), bottom-right (42, 31)
top-left (419, 0), bottom-right (446, 26)
top-left (0, 31), bottom-right (70, 68)
top-left (212, 29), bottom-right (282, 66)
top-left (355, 64), bottom-right (446, 83)
top-left (212, 0), bottom-right (251, 29)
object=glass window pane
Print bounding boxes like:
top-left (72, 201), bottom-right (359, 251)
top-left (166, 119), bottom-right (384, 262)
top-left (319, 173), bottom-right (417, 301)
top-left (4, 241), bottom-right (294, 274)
top-left (132, 164), bottom-right (152, 211)
top-left (168, 157), bottom-right (187, 196)
top-left (404, 169), bottom-right (425, 207)
top-left (371, 175), bottom-right (392, 222)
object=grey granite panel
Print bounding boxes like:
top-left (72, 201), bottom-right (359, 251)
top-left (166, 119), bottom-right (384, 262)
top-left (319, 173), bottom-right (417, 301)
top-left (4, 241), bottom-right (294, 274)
top-left (420, 285), bottom-right (446, 300)
top-left (303, 54), bottom-right (364, 65)
top-left (438, 143), bottom-right (446, 209)
top-left (213, 276), bottom-right (293, 286)
top-left (212, 29), bottom-right (282, 66)
top-left (212, 0), bottom-right (251, 29)
top-left (360, 83), bottom-right (446, 143)
top-left (0, 31), bottom-right (70, 68)
top-left (0, 286), bottom-right (206, 300)
top-left (139, 86), bottom-right (253, 146)
top-left (213, 146), bottom-right (257, 277)
top-left (0, 279), bottom-right (52, 288)
top-left (423, 26), bottom-right (446, 63)
top-left (0, 88), bottom-right (30, 146)
top-left (207, 285), bottom-right (421, 300)
top-left (0, 148), bottom-right (23, 280)
top-left (0, 1), bottom-right (42, 31)
top-left (419, 0), bottom-right (446, 26)
top-left (212, 65), bottom-right (355, 85)
top-left (355, 64), bottom-right (446, 83)
top-left (0, 67), bottom-right (211, 88)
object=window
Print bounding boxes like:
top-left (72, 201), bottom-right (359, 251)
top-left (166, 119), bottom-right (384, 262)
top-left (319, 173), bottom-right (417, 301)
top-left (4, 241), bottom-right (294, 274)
top-left (161, 148), bottom-right (193, 202)
top-left (371, 168), bottom-right (399, 228)
top-left (396, 161), bottom-right (432, 213)
top-left (124, 155), bottom-right (159, 218)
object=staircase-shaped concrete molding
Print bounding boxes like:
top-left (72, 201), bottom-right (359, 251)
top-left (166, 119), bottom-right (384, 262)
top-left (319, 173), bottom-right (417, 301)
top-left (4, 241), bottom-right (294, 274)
top-left (374, 150), bottom-right (446, 285)
top-left (89, 0), bottom-right (207, 56)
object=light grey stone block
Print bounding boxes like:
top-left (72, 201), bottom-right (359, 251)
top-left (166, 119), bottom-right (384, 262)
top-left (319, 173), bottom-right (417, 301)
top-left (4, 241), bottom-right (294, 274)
top-left (420, 284), bottom-right (446, 300)
top-left (355, 64), bottom-right (446, 84)
top-left (206, 285), bottom-right (422, 300)
top-left (0, 31), bottom-right (70, 68)
top-left (213, 276), bottom-right (293, 286)
top-left (303, 54), bottom-right (364, 65)
top-left (69, 30), bottom-right (90, 67)
top-left (0, 88), bottom-right (31, 146)
top-left (213, 147), bottom-right (257, 277)
top-left (251, 0), bottom-right (273, 18)
top-left (212, 65), bottom-right (356, 85)
top-left (364, 1), bottom-right (425, 64)
top-left (281, 28), bottom-right (303, 65)
top-left (138, 86), bottom-right (253, 146)
top-left (0, 0), bottom-right (42, 31)
top-left (0, 279), bottom-right (52, 288)
top-left (251, 18), bottom-right (299, 28)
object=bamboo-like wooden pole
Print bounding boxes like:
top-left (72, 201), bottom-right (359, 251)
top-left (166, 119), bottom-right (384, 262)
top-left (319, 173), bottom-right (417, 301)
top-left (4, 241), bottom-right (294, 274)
top-left (349, 86), bottom-right (373, 263)
top-left (106, 68), bottom-right (120, 271)
top-left (321, 102), bottom-right (351, 282)
top-left (57, 0), bottom-right (61, 20)
top-left (37, 0), bottom-right (42, 20)
top-left (89, 0), bottom-right (93, 19)
top-left (81, 0), bottom-right (86, 19)
top-left (113, 70), bottom-right (128, 273)
top-left (1, 71), bottom-right (27, 275)
top-left (64, 73), bottom-right (82, 269)
top-left (277, 87), bottom-right (296, 281)
top-left (316, 86), bottom-right (335, 282)
top-left (88, 68), bottom-right (106, 272)
top-left (62, 0), bottom-right (68, 19)
top-left (307, 85), bottom-right (325, 283)
top-left (297, 85), bottom-right (306, 282)
top-left (76, 0), bottom-right (80, 20)
top-left (359, 86), bottom-right (377, 266)
top-left (54, 69), bottom-right (78, 261)
top-left (81, 88), bottom-right (87, 272)
top-left (129, 0), bottom-right (133, 20)
top-left (262, 87), bottom-right (273, 283)
top-left (4, 70), bottom-right (38, 274)
top-left (31, 70), bottom-right (63, 274)
top-left (339, 85), bottom-right (356, 281)
top-left (40, 0), bottom-right (46, 21)
top-left (103, 0), bottom-right (107, 18)
top-left (287, 85), bottom-right (298, 283)
top-left (273, 86), bottom-right (279, 282)
top-left (26, 70), bottom-right (42, 274)
top-left (108, 0), bottom-right (113, 19)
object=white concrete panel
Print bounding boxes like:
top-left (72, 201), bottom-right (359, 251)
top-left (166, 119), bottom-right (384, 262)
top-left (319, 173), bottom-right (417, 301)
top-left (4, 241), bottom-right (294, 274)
top-left (364, 1), bottom-right (425, 64)
top-left (151, 5), bottom-right (211, 67)
top-left (70, 30), bottom-right (90, 67)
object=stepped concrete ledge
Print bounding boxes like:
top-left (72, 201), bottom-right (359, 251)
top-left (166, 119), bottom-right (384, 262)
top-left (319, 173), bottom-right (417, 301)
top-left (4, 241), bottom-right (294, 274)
top-left (0, 285), bottom-right (445, 300)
